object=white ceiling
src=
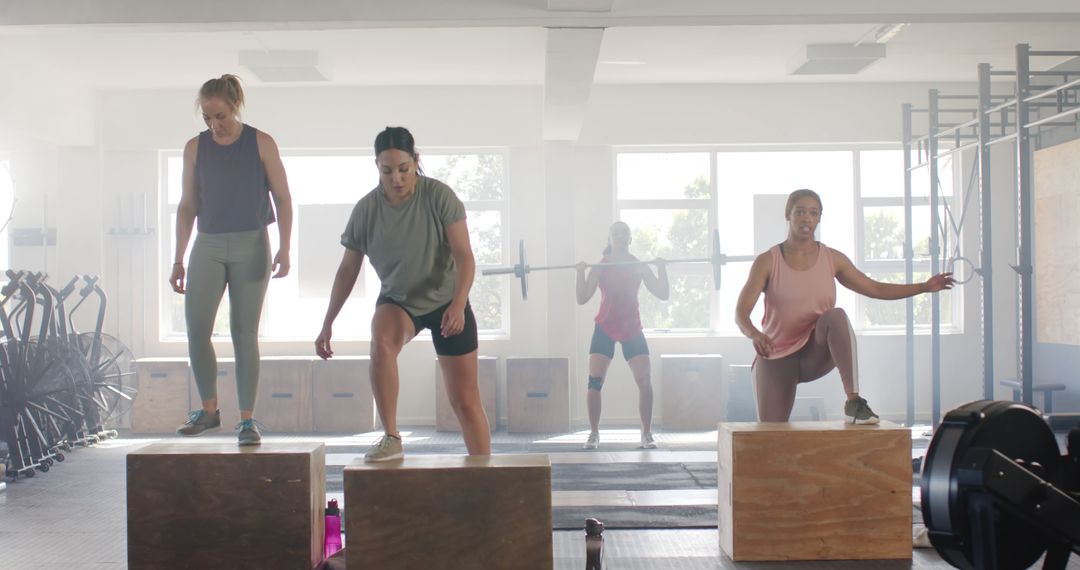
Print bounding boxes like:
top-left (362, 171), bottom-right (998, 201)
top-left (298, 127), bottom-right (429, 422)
top-left (2, 22), bottom-right (1080, 91)
top-left (2, 0), bottom-right (1080, 145)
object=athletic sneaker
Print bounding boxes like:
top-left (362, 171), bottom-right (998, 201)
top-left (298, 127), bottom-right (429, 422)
top-left (176, 410), bottom-right (221, 436)
top-left (365, 434), bottom-right (404, 463)
top-left (236, 419), bottom-right (262, 446)
top-left (844, 397), bottom-right (880, 425)
top-left (640, 432), bottom-right (657, 449)
top-left (583, 432), bottom-right (600, 450)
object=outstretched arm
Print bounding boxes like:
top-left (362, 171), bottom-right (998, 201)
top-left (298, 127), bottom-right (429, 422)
top-left (833, 248), bottom-right (954, 300)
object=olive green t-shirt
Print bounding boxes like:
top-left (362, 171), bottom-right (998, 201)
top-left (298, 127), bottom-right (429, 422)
top-left (340, 176), bottom-right (466, 315)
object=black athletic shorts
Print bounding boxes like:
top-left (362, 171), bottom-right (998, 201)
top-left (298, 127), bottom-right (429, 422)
top-left (588, 323), bottom-right (649, 361)
top-left (376, 296), bottom-right (478, 356)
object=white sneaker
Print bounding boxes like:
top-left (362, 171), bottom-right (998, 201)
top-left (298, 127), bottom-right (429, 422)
top-left (583, 432), bottom-right (599, 450)
top-left (364, 434), bottom-right (404, 463)
top-left (640, 432), bottom-right (657, 449)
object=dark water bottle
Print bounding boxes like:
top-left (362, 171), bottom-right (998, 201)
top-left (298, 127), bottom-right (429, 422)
top-left (585, 518), bottom-right (604, 570)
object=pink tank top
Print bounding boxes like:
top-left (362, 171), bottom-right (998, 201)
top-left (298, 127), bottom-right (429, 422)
top-left (760, 243), bottom-right (836, 359)
top-left (594, 257), bottom-right (643, 341)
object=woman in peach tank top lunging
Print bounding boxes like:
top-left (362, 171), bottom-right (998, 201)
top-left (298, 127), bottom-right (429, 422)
top-left (735, 189), bottom-right (954, 423)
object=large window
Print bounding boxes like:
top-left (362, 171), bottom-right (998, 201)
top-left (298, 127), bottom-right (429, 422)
top-left (616, 152), bottom-right (713, 332)
top-left (856, 150), bottom-right (959, 331)
top-left (160, 150), bottom-right (507, 341)
top-left (614, 148), bottom-right (961, 335)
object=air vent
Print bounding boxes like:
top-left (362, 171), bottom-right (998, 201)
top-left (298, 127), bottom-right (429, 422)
top-left (239, 50), bottom-right (328, 82)
top-left (789, 43), bottom-right (886, 75)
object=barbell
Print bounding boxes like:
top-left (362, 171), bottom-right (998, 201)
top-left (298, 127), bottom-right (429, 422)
top-left (482, 230), bottom-right (757, 300)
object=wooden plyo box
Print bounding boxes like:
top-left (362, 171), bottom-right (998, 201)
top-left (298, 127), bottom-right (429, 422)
top-left (127, 442), bottom-right (326, 570)
top-left (312, 356), bottom-right (375, 433)
top-left (507, 357), bottom-right (569, 433)
top-left (718, 421), bottom-right (912, 561)
top-left (344, 454), bottom-right (553, 570)
top-left (132, 358), bottom-right (190, 434)
top-left (436, 356), bottom-right (497, 432)
top-left (661, 355), bottom-right (724, 430)
top-left (256, 357), bottom-right (313, 433)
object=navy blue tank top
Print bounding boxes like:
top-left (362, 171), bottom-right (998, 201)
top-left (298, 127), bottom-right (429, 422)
top-left (195, 124), bottom-right (276, 233)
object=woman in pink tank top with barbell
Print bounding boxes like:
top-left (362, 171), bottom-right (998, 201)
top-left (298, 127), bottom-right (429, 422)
top-left (735, 189), bottom-right (955, 423)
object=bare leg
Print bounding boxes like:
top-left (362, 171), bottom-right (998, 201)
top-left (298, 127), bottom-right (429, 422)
top-left (439, 350), bottom-right (491, 455)
top-left (587, 354), bottom-right (613, 433)
top-left (369, 304), bottom-right (415, 436)
top-left (626, 355), bottom-right (654, 433)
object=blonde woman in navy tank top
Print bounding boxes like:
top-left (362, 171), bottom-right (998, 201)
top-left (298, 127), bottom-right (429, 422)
top-left (735, 189), bottom-right (954, 423)
top-left (170, 75), bottom-right (294, 445)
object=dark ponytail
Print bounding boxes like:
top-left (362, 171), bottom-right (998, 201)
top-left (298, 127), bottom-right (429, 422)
top-left (374, 126), bottom-right (423, 176)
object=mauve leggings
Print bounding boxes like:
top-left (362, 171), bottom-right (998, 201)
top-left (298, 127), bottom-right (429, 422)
top-left (752, 308), bottom-right (859, 422)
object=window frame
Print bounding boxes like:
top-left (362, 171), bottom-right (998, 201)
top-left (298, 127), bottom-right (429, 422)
top-left (612, 148), bottom-right (718, 336)
top-left (612, 144), bottom-right (964, 337)
top-left (853, 149), bottom-right (963, 334)
top-left (157, 147), bottom-right (511, 342)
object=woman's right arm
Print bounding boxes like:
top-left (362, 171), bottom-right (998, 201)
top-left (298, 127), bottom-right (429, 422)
top-left (735, 252), bottom-right (775, 357)
top-left (315, 248), bottom-right (365, 359)
top-left (169, 138), bottom-right (199, 294)
top-left (576, 262), bottom-right (600, 305)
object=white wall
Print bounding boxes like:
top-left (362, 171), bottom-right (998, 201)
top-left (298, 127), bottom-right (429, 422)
top-left (3, 80), bottom-right (1020, 426)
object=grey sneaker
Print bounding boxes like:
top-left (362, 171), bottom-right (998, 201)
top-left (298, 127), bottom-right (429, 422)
top-left (176, 410), bottom-right (221, 436)
top-left (364, 434), bottom-right (403, 463)
top-left (583, 432), bottom-right (599, 450)
top-left (236, 419), bottom-right (262, 446)
top-left (844, 397), bottom-right (880, 425)
top-left (640, 432), bottom-right (657, 449)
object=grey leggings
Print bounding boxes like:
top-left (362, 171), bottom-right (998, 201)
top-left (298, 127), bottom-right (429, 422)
top-left (185, 228), bottom-right (271, 411)
top-left (752, 308), bottom-right (859, 422)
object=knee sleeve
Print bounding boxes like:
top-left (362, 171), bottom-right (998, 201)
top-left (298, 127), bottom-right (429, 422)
top-left (587, 376), bottom-right (605, 391)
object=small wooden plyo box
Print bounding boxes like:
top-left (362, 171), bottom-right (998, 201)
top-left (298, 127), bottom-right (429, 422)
top-left (660, 354), bottom-right (724, 429)
top-left (127, 442), bottom-right (326, 570)
top-left (344, 454), bottom-right (553, 569)
top-left (506, 357), bottom-right (569, 433)
top-left (131, 358), bottom-right (190, 434)
top-left (436, 356), bottom-right (498, 432)
top-left (718, 421), bottom-right (912, 561)
top-left (311, 356), bottom-right (376, 433)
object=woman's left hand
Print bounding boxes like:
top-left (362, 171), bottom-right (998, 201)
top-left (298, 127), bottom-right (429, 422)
top-left (441, 301), bottom-right (466, 337)
top-left (923, 272), bottom-right (955, 293)
top-left (272, 250), bottom-right (291, 278)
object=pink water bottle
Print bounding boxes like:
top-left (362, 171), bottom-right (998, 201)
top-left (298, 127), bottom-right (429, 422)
top-left (323, 499), bottom-right (343, 559)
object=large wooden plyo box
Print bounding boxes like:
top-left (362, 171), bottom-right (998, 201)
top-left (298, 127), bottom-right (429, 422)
top-left (718, 421), bottom-right (911, 561)
top-left (127, 442), bottom-right (326, 570)
top-left (312, 356), bottom-right (376, 433)
top-left (344, 455), bottom-right (553, 569)
top-left (661, 355), bottom-right (724, 430)
top-left (436, 356), bottom-right (497, 432)
top-left (132, 358), bottom-right (190, 434)
top-left (507, 357), bottom-right (570, 433)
